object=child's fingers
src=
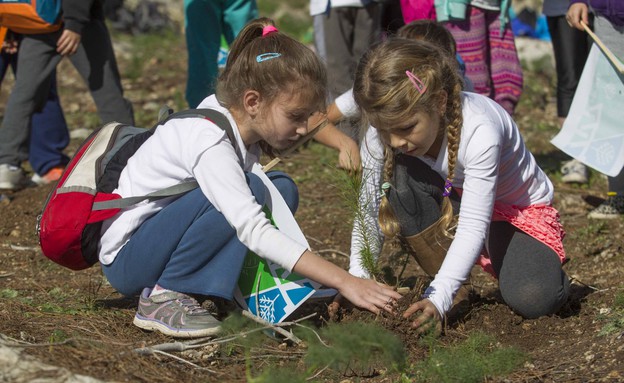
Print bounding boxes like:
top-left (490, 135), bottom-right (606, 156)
top-left (403, 300), bottom-right (425, 318)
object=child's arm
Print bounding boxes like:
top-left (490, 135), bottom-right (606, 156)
top-left (311, 104), bottom-right (361, 170)
top-left (293, 249), bottom-right (402, 314)
top-left (58, 0), bottom-right (93, 55)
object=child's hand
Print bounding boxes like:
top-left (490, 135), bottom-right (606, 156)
top-left (57, 29), bottom-right (81, 56)
top-left (2, 37), bottom-right (18, 54)
top-left (339, 276), bottom-right (402, 315)
top-left (566, 3), bottom-right (589, 31)
top-left (337, 140), bottom-right (361, 171)
top-left (403, 298), bottom-right (442, 335)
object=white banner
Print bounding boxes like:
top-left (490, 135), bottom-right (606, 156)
top-left (551, 44), bottom-right (624, 177)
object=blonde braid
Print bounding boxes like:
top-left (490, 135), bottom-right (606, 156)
top-left (378, 147), bottom-right (401, 239)
top-left (439, 82), bottom-right (464, 235)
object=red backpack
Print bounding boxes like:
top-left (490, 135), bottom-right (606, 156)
top-left (0, 0), bottom-right (62, 34)
top-left (37, 108), bottom-right (235, 270)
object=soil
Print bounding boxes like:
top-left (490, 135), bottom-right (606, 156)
top-left (0, 32), bottom-right (623, 383)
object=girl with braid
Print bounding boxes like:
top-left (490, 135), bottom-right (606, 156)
top-left (350, 38), bottom-right (570, 334)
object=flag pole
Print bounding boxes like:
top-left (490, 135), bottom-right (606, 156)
top-left (581, 20), bottom-right (624, 74)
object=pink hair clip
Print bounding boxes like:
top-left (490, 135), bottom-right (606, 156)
top-left (442, 178), bottom-right (453, 197)
top-left (405, 70), bottom-right (427, 94)
top-left (262, 25), bottom-right (278, 37)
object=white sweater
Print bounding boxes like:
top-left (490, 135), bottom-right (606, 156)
top-left (348, 92), bottom-right (554, 315)
top-left (99, 96), bottom-right (307, 271)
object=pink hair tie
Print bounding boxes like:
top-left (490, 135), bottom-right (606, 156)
top-left (262, 25), bottom-right (278, 37)
top-left (405, 70), bottom-right (427, 94)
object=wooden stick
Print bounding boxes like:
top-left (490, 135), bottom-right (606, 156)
top-left (581, 20), bottom-right (624, 74)
top-left (240, 309), bottom-right (303, 344)
top-left (262, 119), bottom-right (329, 172)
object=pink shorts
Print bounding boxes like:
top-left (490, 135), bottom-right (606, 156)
top-left (478, 203), bottom-right (567, 278)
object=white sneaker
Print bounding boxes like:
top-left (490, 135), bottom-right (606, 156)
top-left (561, 160), bottom-right (588, 184)
top-left (587, 195), bottom-right (624, 219)
top-left (0, 164), bottom-right (28, 190)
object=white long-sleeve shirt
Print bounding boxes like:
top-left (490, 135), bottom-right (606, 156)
top-left (348, 92), bottom-right (554, 315)
top-left (99, 96), bottom-right (307, 271)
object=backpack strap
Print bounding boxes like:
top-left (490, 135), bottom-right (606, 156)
top-left (92, 180), bottom-right (199, 210)
top-left (92, 108), bottom-right (236, 211)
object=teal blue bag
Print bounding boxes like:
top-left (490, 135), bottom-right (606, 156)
top-left (434, 0), bottom-right (470, 22)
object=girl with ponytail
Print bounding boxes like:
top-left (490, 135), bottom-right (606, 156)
top-left (99, 18), bottom-right (401, 338)
top-left (352, 38), bottom-right (570, 333)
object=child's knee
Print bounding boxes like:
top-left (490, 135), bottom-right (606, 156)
top-left (246, 171), bottom-right (299, 213)
top-left (500, 277), bottom-right (570, 319)
top-left (246, 172), bottom-right (267, 205)
top-left (267, 171), bottom-right (299, 213)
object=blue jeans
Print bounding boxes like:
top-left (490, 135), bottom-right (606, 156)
top-left (103, 171), bottom-right (298, 299)
top-left (184, 0), bottom-right (257, 107)
top-left (0, 49), bottom-right (69, 175)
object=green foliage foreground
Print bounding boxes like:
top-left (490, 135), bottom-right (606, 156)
top-left (221, 312), bottom-right (526, 382)
top-left (404, 332), bottom-right (526, 383)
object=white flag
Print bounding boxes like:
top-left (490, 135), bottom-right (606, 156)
top-left (551, 44), bottom-right (624, 177)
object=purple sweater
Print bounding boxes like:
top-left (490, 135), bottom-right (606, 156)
top-left (570, 0), bottom-right (624, 26)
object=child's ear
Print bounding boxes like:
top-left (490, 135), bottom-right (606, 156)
top-left (242, 90), bottom-right (262, 117)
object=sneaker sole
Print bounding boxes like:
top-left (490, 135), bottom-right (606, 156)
top-left (133, 315), bottom-right (221, 338)
top-left (587, 212), bottom-right (621, 220)
top-left (561, 174), bottom-right (588, 184)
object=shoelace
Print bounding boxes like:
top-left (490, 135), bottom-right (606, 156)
top-left (177, 297), bottom-right (209, 315)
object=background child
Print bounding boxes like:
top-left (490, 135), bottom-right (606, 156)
top-left (0, 0), bottom-right (134, 190)
top-left (183, 0), bottom-right (258, 108)
top-left (567, 0), bottom-right (624, 219)
top-left (0, 32), bottom-right (69, 187)
top-left (441, 0), bottom-right (522, 116)
top-left (313, 19), bottom-right (472, 172)
top-left (351, 38), bottom-right (570, 333)
top-left (99, 18), bottom-right (401, 338)
top-left (545, 0), bottom-right (592, 185)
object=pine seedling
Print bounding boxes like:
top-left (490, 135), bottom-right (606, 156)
top-left (598, 289), bottom-right (624, 337)
top-left (303, 321), bottom-right (406, 375)
top-left (409, 332), bottom-right (526, 383)
top-left (331, 161), bottom-right (383, 279)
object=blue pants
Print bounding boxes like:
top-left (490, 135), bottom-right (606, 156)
top-left (103, 171), bottom-right (298, 299)
top-left (184, 0), bottom-right (257, 108)
top-left (0, 49), bottom-right (69, 175)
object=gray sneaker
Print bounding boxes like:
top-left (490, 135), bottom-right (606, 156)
top-left (587, 195), bottom-right (624, 219)
top-left (0, 164), bottom-right (29, 190)
top-left (561, 160), bottom-right (588, 184)
top-left (133, 288), bottom-right (221, 338)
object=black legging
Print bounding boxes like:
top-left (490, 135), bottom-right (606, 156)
top-left (546, 14), bottom-right (593, 118)
top-left (388, 154), bottom-right (570, 318)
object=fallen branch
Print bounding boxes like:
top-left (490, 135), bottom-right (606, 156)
top-left (9, 244), bottom-right (39, 251)
top-left (241, 309), bottom-right (305, 344)
top-left (134, 312), bottom-right (318, 355)
top-left (150, 349), bottom-right (217, 373)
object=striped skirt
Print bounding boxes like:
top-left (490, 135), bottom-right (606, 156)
top-left (444, 6), bottom-right (523, 115)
